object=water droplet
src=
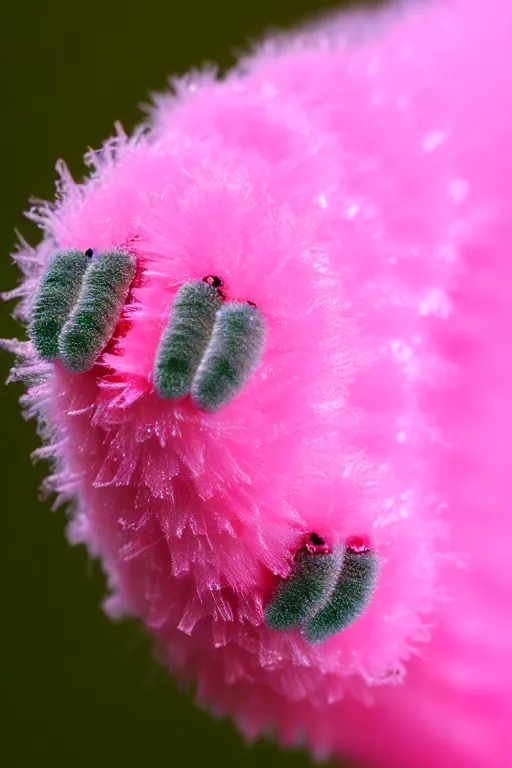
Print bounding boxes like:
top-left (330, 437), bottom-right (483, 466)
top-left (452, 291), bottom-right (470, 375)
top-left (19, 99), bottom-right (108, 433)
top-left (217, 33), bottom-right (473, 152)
top-left (420, 288), bottom-right (451, 319)
top-left (344, 203), bottom-right (360, 219)
top-left (447, 177), bottom-right (470, 202)
top-left (437, 243), bottom-right (458, 263)
top-left (423, 130), bottom-right (446, 153)
top-left (390, 339), bottom-right (412, 363)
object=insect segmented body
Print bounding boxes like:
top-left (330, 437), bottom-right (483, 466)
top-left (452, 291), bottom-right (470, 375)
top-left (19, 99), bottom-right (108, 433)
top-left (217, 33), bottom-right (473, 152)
top-left (265, 534), bottom-right (379, 645)
top-left (28, 248), bottom-right (90, 360)
top-left (59, 249), bottom-right (136, 373)
top-left (28, 246), bottom-right (136, 373)
top-left (265, 536), bottom-right (345, 632)
top-left (304, 537), bottom-right (379, 645)
top-left (154, 277), bottom-right (267, 412)
top-left (191, 301), bottom-right (267, 413)
top-left (154, 278), bottom-right (224, 400)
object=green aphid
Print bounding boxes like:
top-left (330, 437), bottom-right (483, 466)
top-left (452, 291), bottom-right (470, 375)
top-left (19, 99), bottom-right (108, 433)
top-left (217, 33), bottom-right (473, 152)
top-left (58, 249), bottom-right (136, 373)
top-left (154, 279), bottom-right (223, 400)
top-left (265, 545), bottom-right (344, 632)
top-left (191, 302), bottom-right (267, 413)
top-left (28, 248), bottom-right (89, 360)
top-left (304, 547), bottom-right (379, 645)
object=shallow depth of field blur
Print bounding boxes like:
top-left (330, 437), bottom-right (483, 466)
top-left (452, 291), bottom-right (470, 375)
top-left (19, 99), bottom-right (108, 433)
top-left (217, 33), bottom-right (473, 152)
top-left (0, 0), bottom-right (387, 764)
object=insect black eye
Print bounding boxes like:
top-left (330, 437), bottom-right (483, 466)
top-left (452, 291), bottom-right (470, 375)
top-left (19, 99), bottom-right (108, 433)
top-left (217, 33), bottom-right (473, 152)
top-left (85, 248), bottom-right (94, 260)
top-left (310, 533), bottom-right (325, 547)
top-left (202, 275), bottom-right (222, 289)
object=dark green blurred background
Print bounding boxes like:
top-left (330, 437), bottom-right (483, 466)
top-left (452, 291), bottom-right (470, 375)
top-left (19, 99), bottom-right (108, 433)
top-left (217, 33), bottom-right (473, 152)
top-left (1, 1), bottom-right (377, 764)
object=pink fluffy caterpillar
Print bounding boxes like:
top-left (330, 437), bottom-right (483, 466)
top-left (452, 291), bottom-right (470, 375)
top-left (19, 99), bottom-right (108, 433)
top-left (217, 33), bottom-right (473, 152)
top-left (4, 0), bottom-right (512, 766)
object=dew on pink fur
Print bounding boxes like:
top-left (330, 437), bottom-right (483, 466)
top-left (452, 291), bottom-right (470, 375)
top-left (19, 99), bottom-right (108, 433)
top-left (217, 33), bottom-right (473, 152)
top-left (3, 0), bottom-right (512, 766)
top-left (345, 536), bottom-right (370, 555)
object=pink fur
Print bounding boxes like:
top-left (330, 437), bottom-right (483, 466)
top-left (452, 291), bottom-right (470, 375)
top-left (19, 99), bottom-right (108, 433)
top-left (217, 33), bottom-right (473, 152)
top-left (4, 0), bottom-right (512, 765)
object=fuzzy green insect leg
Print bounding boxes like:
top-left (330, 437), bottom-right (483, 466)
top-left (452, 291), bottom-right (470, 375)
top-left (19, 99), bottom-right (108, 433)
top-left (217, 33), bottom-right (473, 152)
top-left (58, 249), bottom-right (136, 373)
top-left (154, 280), bottom-right (223, 400)
top-left (304, 548), bottom-right (379, 645)
top-left (265, 546), bottom-right (344, 632)
top-left (191, 302), bottom-right (267, 413)
top-left (28, 249), bottom-right (89, 360)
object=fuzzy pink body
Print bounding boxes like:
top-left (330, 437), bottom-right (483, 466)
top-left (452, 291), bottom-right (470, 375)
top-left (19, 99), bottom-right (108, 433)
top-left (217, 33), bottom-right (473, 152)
top-left (7, 0), bottom-right (512, 766)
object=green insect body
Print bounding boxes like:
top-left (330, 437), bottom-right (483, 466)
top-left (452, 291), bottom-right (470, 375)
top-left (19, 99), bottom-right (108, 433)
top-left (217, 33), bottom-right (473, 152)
top-left (59, 249), bottom-right (136, 373)
top-left (265, 545), bottom-right (345, 631)
top-left (29, 248), bottom-right (89, 360)
top-left (191, 302), bottom-right (267, 413)
top-left (304, 547), bottom-right (379, 645)
top-left (154, 280), bottom-right (223, 400)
